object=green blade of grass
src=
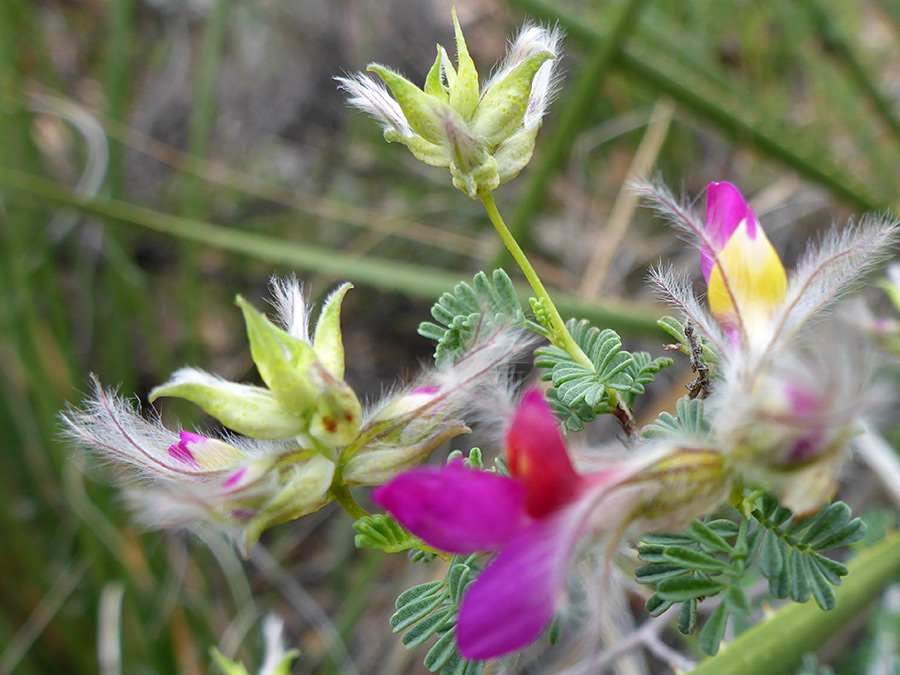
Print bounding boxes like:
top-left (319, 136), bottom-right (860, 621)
top-left (506, 0), bottom-right (887, 212)
top-left (0, 168), bottom-right (664, 337)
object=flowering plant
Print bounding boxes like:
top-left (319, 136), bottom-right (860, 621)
top-left (60, 10), bottom-right (899, 674)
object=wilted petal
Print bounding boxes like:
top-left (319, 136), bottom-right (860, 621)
top-left (703, 181), bottom-right (760, 282)
top-left (373, 461), bottom-right (530, 553)
top-left (456, 514), bottom-right (570, 660)
top-left (505, 388), bottom-right (580, 517)
top-left (471, 50), bottom-right (554, 146)
top-left (312, 282), bottom-right (352, 380)
top-left (169, 431), bottom-right (245, 471)
top-left (237, 295), bottom-right (319, 411)
top-left (449, 8), bottom-right (479, 120)
top-left (367, 64), bottom-right (449, 145)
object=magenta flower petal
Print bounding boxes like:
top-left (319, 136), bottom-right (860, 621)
top-left (506, 388), bottom-right (580, 518)
top-left (703, 181), bottom-right (759, 282)
top-left (373, 462), bottom-right (530, 553)
top-left (456, 514), bottom-right (571, 660)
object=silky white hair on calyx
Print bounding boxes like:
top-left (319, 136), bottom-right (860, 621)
top-left (648, 263), bottom-right (728, 356)
top-left (268, 274), bottom-right (311, 343)
top-left (765, 214), bottom-right (900, 354)
top-left (335, 71), bottom-right (413, 137)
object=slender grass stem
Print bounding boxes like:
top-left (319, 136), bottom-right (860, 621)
top-left (506, 0), bottom-right (886, 212)
top-left (0, 168), bottom-right (664, 336)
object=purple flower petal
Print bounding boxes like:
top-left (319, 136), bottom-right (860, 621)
top-left (456, 514), bottom-right (572, 660)
top-left (373, 462), bottom-right (530, 553)
top-left (703, 181), bottom-right (759, 282)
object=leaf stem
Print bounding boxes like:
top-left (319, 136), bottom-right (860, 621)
top-left (330, 483), bottom-right (370, 520)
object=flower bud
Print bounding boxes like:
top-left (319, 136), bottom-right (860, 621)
top-left (725, 373), bottom-right (857, 515)
top-left (240, 454), bottom-right (336, 549)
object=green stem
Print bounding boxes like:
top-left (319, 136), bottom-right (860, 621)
top-left (482, 192), bottom-right (637, 435)
top-left (690, 530), bottom-right (900, 675)
top-left (482, 192), bottom-right (591, 367)
top-left (330, 483), bottom-right (370, 520)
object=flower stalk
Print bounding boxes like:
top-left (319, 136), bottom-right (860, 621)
top-left (482, 192), bottom-right (637, 434)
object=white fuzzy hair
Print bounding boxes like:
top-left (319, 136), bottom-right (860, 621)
top-left (335, 72), bottom-right (413, 137)
top-left (267, 274), bottom-right (311, 343)
top-left (648, 263), bottom-right (729, 356)
top-left (62, 379), bottom-right (288, 533)
top-left (365, 323), bottom-right (536, 437)
top-left (636, 179), bottom-right (751, 341)
top-left (765, 214), bottom-right (900, 354)
top-left (481, 22), bottom-right (564, 131)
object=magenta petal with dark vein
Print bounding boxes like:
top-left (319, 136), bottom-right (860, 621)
top-left (702, 181), bottom-right (759, 282)
top-left (372, 461), bottom-right (531, 554)
top-left (456, 514), bottom-right (572, 660)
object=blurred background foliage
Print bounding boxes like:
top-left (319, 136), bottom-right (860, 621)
top-left (2, 0), bottom-right (900, 673)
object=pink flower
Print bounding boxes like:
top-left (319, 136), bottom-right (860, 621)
top-left (373, 389), bottom-right (729, 659)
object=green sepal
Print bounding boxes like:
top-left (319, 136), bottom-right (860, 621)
top-left (341, 421), bottom-right (470, 485)
top-left (267, 650), bottom-right (302, 675)
top-left (210, 647), bottom-right (300, 675)
top-left (386, 129), bottom-right (451, 167)
top-left (450, 154), bottom-right (499, 199)
top-left (236, 295), bottom-right (318, 412)
top-left (472, 51), bottom-right (553, 146)
top-left (494, 127), bottom-right (539, 184)
top-left (210, 648), bottom-right (252, 675)
top-left (149, 377), bottom-right (304, 439)
top-left (312, 282), bottom-right (352, 380)
top-left (449, 8), bottom-right (478, 120)
top-left (240, 454), bottom-right (335, 550)
top-left (368, 64), bottom-right (446, 145)
top-left (424, 47), bottom-right (448, 99)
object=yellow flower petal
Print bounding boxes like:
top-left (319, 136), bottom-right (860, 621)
top-left (707, 220), bottom-right (787, 334)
